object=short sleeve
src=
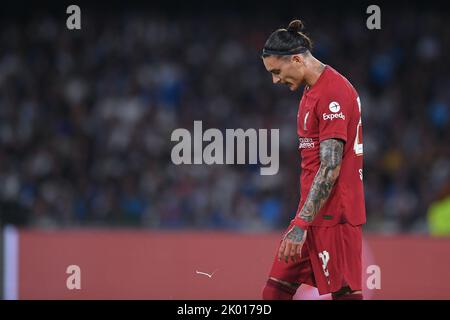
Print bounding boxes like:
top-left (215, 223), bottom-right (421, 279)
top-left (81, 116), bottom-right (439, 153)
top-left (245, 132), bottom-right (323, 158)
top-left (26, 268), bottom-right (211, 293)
top-left (315, 90), bottom-right (350, 143)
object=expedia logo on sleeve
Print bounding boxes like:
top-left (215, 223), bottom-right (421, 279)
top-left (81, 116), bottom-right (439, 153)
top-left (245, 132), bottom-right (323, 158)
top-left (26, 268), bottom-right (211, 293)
top-left (323, 101), bottom-right (345, 120)
top-left (323, 112), bottom-right (346, 120)
top-left (329, 101), bottom-right (340, 112)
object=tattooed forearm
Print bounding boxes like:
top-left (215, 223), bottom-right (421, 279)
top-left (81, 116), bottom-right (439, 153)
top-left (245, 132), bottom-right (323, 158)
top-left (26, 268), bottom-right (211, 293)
top-left (298, 139), bottom-right (344, 222)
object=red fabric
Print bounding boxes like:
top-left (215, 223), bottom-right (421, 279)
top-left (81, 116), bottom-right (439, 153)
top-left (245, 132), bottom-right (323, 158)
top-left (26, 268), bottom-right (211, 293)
top-left (291, 218), bottom-right (309, 230)
top-left (295, 65), bottom-right (366, 227)
top-left (267, 223), bottom-right (362, 296)
top-left (262, 279), bottom-right (296, 300)
top-left (332, 293), bottom-right (363, 300)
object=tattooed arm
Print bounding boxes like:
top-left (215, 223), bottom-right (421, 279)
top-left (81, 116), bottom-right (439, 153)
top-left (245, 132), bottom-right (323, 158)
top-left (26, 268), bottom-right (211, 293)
top-left (297, 138), bottom-right (344, 223)
top-left (278, 138), bottom-right (344, 263)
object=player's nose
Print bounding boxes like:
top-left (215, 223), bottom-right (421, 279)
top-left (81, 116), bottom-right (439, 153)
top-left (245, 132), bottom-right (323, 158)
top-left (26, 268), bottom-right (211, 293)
top-left (272, 75), bottom-right (281, 84)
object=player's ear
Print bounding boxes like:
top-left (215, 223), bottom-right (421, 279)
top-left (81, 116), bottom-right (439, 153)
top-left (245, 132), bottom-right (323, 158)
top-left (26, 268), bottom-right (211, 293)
top-left (291, 54), bottom-right (305, 65)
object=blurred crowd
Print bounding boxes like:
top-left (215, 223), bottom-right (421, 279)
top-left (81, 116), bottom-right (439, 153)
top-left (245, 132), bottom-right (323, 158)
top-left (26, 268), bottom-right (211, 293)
top-left (0, 6), bottom-right (449, 233)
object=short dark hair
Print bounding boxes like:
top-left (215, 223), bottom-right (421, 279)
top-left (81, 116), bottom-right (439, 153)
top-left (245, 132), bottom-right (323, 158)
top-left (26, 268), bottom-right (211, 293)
top-left (262, 20), bottom-right (313, 58)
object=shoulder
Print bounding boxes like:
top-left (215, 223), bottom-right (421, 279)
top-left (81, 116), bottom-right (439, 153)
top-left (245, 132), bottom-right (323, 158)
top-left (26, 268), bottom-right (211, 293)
top-left (317, 68), bottom-right (356, 111)
top-left (325, 67), bottom-right (354, 95)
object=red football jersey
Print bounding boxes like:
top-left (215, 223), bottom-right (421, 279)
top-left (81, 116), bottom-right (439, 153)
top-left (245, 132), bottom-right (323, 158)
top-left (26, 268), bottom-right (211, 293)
top-left (295, 65), bottom-right (366, 227)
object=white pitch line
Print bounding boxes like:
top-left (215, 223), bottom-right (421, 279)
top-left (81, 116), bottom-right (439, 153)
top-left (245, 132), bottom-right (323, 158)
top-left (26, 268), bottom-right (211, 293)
top-left (195, 269), bottom-right (218, 278)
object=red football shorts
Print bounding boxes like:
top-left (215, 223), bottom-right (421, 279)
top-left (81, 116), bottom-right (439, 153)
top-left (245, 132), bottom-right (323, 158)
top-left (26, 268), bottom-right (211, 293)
top-left (267, 222), bottom-right (363, 295)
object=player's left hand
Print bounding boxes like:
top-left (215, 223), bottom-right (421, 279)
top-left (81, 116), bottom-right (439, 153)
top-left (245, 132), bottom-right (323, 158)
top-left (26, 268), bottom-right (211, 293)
top-left (278, 225), bottom-right (307, 263)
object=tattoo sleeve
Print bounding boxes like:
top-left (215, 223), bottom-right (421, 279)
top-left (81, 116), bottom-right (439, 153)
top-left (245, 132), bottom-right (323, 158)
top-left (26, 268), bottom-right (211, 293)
top-left (297, 138), bottom-right (344, 223)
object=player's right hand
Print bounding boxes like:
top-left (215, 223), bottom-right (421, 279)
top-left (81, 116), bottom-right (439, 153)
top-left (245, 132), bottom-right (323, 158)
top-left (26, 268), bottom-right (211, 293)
top-left (278, 225), bottom-right (307, 263)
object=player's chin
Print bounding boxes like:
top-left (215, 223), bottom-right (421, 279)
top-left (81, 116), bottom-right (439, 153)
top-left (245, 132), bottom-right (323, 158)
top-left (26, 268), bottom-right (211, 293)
top-left (288, 83), bottom-right (299, 91)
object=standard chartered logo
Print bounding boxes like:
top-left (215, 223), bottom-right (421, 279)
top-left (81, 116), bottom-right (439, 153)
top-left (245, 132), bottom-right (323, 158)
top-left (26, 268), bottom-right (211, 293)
top-left (298, 137), bottom-right (315, 149)
top-left (171, 121), bottom-right (279, 175)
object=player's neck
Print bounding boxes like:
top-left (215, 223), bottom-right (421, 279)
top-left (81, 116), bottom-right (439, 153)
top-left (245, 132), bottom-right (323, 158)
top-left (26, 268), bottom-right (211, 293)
top-left (304, 58), bottom-right (326, 88)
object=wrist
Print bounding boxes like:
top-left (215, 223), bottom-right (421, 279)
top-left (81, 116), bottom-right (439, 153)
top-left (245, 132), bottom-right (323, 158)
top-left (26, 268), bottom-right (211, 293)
top-left (291, 216), bottom-right (310, 230)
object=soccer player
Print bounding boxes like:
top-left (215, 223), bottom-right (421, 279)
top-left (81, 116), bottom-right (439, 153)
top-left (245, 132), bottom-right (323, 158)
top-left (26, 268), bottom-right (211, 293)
top-left (261, 20), bottom-right (366, 300)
